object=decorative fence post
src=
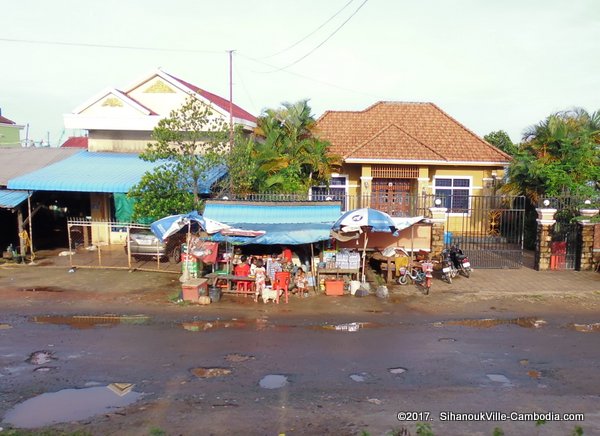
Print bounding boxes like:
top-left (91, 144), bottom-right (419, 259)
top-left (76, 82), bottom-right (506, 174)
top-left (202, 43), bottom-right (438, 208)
top-left (535, 208), bottom-right (557, 271)
top-left (577, 207), bottom-right (599, 271)
top-left (428, 206), bottom-right (448, 258)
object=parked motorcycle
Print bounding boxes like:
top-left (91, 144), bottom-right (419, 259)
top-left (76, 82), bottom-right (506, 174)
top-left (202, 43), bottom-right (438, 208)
top-left (398, 260), bottom-right (434, 294)
top-left (440, 248), bottom-right (458, 284)
top-left (449, 245), bottom-right (471, 278)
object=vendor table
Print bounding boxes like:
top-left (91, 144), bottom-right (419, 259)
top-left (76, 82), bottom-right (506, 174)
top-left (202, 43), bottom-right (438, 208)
top-left (317, 268), bottom-right (359, 284)
top-left (205, 273), bottom-right (256, 293)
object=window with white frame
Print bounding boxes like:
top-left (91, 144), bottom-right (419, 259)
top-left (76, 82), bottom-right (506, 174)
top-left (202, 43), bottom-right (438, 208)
top-left (310, 176), bottom-right (348, 209)
top-left (434, 177), bottom-right (471, 213)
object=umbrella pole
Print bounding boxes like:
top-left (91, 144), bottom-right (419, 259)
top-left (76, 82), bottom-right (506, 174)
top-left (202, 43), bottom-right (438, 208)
top-left (182, 223), bottom-right (191, 282)
top-left (361, 233), bottom-right (368, 283)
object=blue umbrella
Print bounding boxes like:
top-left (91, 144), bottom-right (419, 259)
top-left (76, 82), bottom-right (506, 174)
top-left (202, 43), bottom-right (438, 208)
top-left (331, 208), bottom-right (398, 282)
top-left (150, 211), bottom-right (206, 242)
top-left (332, 208), bottom-right (398, 234)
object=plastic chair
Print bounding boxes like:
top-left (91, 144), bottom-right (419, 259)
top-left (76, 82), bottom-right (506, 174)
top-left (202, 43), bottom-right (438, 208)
top-left (234, 264), bottom-right (253, 296)
top-left (272, 271), bottom-right (290, 304)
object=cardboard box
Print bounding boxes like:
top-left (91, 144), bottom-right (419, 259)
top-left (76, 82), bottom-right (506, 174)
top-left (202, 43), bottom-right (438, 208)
top-left (325, 280), bottom-right (344, 296)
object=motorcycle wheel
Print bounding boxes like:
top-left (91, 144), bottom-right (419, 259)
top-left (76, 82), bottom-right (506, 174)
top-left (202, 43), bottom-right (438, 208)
top-left (398, 275), bottom-right (409, 285)
top-left (462, 268), bottom-right (471, 278)
top-left (444, 274), bottom-right (452, 285)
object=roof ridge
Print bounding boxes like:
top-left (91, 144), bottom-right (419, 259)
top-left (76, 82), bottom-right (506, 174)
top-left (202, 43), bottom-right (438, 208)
top-left (344, 122), bottom-right (447, 161)
top-left (428, 103), bottom-right (512, 160)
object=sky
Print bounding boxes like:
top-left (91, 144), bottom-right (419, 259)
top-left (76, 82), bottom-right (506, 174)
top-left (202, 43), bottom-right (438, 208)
top-left (1, 0), bottom-right (599, 147)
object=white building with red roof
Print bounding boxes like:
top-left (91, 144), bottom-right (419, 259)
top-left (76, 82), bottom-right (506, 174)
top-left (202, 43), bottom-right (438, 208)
top-left (63, 69), bottom-right (256, 153)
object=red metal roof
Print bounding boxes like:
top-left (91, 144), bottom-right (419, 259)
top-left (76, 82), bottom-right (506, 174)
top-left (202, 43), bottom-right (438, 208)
top-left (0, 115), bottom-right (15, 125)
top-left (61, 137), bottom-right (88, 148)
top-left (164, 72), bottom-right (257, 123)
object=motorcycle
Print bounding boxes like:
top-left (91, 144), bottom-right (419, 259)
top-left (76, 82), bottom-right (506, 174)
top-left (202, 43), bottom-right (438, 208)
top-left (449, 245), bottom-right (471, 278)
top-left (440, 248), bottom-right (458, 284)
top-left (398, 260), bottom-right (434, 295)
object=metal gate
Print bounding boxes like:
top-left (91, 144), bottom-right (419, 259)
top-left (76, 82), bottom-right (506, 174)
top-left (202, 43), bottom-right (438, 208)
top-left (550, 211), bottom-right (579, 270)
top-left (448, 195), bottom-right (525, 268)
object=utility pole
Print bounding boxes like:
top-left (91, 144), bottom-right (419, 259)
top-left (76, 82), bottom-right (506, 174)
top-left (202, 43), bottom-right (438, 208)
top-left (227, 49), bottom-right (235, 194)
top-left (228, 50), bottom-right (235, 149)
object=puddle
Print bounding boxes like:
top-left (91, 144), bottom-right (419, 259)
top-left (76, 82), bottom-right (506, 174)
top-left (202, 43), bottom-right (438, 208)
top-left (191, 367), bottom-right (232, 378)
top-left (442, 317), bottom-right (546, 329)
top-left (486, 374), bottom-right (513, 387)
top-left (33, 366), bottom-right (57, 373)
top-left (259, 374), bottom-right (288, 389)
top-left (568, 323), bottom-right (600, 333)
top-left (26, 350), bottom-right (56, 365)
top-left (19, 287), bottom-right (65, 293)
top-left (224, 353), bottom-right (255, 363)
top-left (350, 372), bottom-right (369, 382)
top-left (316, 322), bottom-right (380, 332)
top-left (32, 315), bottom-right (150, 329)
top-left (2, 385), bottom-right (142, 428)
top-left (388, 367), bottom-right (407, 375)
top-left (182, 318), bottom-right (289, 332)
top-left (438, 337), bottom-right (456, 342)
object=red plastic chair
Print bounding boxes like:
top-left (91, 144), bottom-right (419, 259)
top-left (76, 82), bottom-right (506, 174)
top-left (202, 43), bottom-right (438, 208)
top-left (234, 264), bottom-right (253, 296)
top-left (272, 271), bottom-right (290, 304)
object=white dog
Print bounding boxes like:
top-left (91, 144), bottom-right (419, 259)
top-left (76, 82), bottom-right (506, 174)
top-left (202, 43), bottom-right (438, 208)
top-left (261, 287), bottom-right (282, 304)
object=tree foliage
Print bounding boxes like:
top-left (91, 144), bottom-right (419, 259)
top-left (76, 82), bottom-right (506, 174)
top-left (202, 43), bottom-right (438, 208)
top-left (129, 96), bottom-right (228, 221)
top-left (227, 99), bottom-right (341, 194)
top-left (502, 108), bottom-right (600, 202)
top-left (484, 130), bottom-right (518, 156)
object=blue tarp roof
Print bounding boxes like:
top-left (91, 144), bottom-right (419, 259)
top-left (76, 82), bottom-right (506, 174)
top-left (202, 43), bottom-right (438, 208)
top-left (0, 190), bottom-right (28, 208)
top-left (7, 151), bottom-right (226, 194)
top-left (204, 201), bottom-right (341, 224)
top-left (203, 201), bottom-right (342, 245)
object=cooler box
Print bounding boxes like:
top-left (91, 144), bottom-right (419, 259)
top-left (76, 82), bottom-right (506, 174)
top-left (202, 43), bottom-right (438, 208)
top-left (325, 280), bottom-right (344, 296)
top-left (181, 279), bottom-right (208, 302)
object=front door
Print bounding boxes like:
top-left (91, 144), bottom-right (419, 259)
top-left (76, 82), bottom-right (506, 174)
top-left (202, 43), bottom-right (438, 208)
top-left (371, 179), bottom-right (411, 216)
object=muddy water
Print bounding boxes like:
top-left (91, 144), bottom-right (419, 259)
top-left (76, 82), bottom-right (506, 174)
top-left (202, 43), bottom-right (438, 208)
top-left (259, 374), bottom-right (288, 389)
top-left (3, 385), bottom-right (142, 428)
top-left (32, 315), bottom-right (150, 329)
top-left (441, 317), bottom-right (546, 329)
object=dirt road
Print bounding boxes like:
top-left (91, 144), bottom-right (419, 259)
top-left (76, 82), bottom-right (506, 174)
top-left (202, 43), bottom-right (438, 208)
top-left (1, 262), bottom-right (599, 435)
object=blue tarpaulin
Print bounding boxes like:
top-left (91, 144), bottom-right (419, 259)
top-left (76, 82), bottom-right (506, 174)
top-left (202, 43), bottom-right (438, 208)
top-left (203, 201), bottom-right (342, 245)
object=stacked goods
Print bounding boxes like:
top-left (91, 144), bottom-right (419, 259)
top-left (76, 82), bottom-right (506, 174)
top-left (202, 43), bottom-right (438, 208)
top-left (335, 250), bottom-right (361, 269)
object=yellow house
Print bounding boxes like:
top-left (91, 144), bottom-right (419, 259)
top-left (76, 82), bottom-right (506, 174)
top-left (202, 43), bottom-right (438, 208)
top-left (314, 101), bottom-right (511, 235)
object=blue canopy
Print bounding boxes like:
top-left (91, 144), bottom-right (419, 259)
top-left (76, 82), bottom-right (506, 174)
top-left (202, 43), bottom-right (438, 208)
top-left (203, 201), bottom-right (342, 245)
top-left (207, 222), bottom-right (333, 245)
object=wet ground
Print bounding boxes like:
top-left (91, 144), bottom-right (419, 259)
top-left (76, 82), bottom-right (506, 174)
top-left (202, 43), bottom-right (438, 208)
top-left (0, 259), bottom-right (599, 435)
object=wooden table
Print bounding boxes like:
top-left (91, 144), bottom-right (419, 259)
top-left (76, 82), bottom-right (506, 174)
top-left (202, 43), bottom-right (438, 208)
top-left (317, 268), bottom-right (359, 284)
top-left (205, 273), bottom-right (256, 293)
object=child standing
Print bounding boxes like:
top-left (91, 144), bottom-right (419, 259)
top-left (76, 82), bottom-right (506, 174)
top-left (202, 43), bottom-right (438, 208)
top-left (253, 258), bottom-right (267, 303)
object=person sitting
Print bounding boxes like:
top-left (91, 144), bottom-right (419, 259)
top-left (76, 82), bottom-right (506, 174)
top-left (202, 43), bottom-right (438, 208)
top-left (294, 268), bottom-right (309, 297)
top-left (234, 255), bottom-right (250, 277)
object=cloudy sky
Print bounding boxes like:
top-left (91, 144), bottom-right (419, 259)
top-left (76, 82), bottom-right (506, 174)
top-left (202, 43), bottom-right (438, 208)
top-left (1, 0), bottom-right (598, 146)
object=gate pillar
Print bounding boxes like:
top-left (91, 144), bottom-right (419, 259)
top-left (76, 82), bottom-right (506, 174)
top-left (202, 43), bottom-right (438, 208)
top-left (577, 207), bottom-right (599, 271)
top-left (534, 208), bottom-right (557, 271)
top-left (429, 206), bottom-right (448, 258)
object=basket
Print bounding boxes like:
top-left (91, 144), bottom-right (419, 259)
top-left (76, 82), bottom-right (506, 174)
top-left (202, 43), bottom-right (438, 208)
top-left (421, 262), bottom-right (434, 273)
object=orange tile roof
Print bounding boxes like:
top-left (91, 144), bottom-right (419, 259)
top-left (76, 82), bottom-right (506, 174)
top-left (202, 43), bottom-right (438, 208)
top-left (315, 101), bottom-right (511, 163)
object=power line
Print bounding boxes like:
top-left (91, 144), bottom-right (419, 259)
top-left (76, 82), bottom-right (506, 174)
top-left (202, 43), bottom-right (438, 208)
top-left (0, 37), bottom-right (222, 54)
top-left (258, 0), bottom-right (369, 73)
top-left (260, 0), bottom-right (355, 60)
top-left (237, 52), bottom-right (379, 100)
